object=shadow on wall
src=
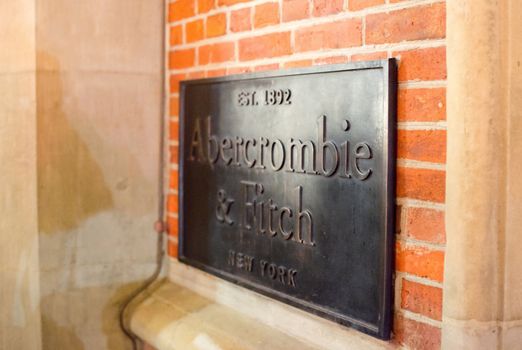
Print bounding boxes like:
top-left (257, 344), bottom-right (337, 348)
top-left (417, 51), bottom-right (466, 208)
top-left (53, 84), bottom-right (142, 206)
top-left (41, 316), bottom-right (84, 350)
top-left (36, 51), bottom-right (114, 235)
top-left (40, 281), bottom-right (146, 350)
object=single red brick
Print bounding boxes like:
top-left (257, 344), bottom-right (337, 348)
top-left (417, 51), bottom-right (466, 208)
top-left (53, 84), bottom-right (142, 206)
top-left (366, 3), bottom-right (445, 44)
top-left (394, 314), bottom-right (441, 350)
top-left (282, 0), bottom-right (309, 22)
top-left (349, 0), bottom-right (385, 11)
top-left (396, 242), bottom-right (444, 282)
top-left (199, 42), bottom-right (235, 65)
top-left (230, 8), bottom-right (252, 32)
top-left (169, 120), bottom-right (179, 141)
top-left (169, 74), bottom-right (185, 94)
top-left (206, 68), bottom-right (227, 77)
top-left (198, 0), bottom-right (214, 14)
top-left (401, 279), bottom-right (443, 321)
top-left (170, 144), bottom-right (179, 164)
top-left (314, 55), bottom-right (349, 65)
top-left (239, 32), bottom-right (291, 61)
top-left (186, 19), bottom-right (204, 43)
top-left (218, 0), bottom-right (250, 5)
top-left (169, 49), bottom-right (195, 69)
top-left (398, 129), bottom-right (446, 164)
top-left (398, 88), bottom-right (446, 122)
top-left (351, 51), bottom-right (387, 62)
top-left (295, 19), bottom-right (362, 52)
top-left (169, 169), bottom-right (179, 190)
top-left (405, 207), bottom-right (445, 244)
top-left (312, 0), bottom-right (343, 16)
top-left (207, 13), bottom-right (227, 38)
top-left (168, 0), bottom-right (196, 22)
top-left (395, 47), bottom-right (447, 82)
top-left (169, 97), bottom-right (179, 117)
top-left (167, 239), bottom-right (178, 257)
top-left (397, 167), bottom-right (445, 203)
top-left (167, 194), bottom-right (179, 213)
top-left (167, 215), bottom-right (178, 236)
top-left (283, 59), bottom-right (313, 68)
top-left (169, 25), bottom-right (183, 46)
top-left (254, 2), bottom-right (280, 28)
top-left (254, 63), bottom-right (280, 72)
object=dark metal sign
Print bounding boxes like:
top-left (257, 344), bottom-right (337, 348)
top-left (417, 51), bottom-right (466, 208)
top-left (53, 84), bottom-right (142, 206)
top-left (179, 60), bottom-right (397, 339)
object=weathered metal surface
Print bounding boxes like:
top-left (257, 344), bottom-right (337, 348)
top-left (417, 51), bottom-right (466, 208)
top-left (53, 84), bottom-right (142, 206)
top-left (178, 60), bottom-right (397, 339)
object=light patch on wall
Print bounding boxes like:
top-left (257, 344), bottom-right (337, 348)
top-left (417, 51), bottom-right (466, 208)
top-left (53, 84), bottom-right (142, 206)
top-left (13, 236), bottom-right (40, 327)
top-left (38, 211), bottom-right (156, 295)
top-left (193, 333), bottom-right (223, 350)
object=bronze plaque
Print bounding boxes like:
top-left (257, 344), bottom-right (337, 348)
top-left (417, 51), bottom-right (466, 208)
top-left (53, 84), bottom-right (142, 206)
top-left (179, 60), bottom-right (397, 339)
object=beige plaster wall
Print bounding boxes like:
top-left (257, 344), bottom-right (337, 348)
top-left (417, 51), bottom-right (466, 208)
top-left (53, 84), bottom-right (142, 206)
top-left (0, 0), bottom-right (42, 349)
top-left (36, 0), bottom-right (164, 348)
top-left (502, 0), bottom-right (522, 345)
top-left (444, 0), bottom-right (522, 348)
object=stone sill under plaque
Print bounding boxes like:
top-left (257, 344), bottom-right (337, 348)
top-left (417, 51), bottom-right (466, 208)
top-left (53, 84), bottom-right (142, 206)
top-left (129, 260), bottom-right (393, 350)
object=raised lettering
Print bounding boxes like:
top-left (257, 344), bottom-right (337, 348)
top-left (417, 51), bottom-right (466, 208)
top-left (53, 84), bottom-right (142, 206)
top-left (268, 264), bottom-right (277, 279)
top-left (279, 207), bottom-right (293, 240)
top-left (260, 260), bottom-right (268, 276)
top-left (270, 139), bottom-right (286, 171)
top-left (295, 186), bottom-right (314, 246)
top-left (255, 137), bottom-right (269, 169)
top-left (351, 142), bottom-right (372, 180)
top-left (220, 137), bottom-right (233, 165)
top-left (236, 253), bottom-right (244, 269)
top-left (216, 189), bottom-right (234, 225)
top-left (228, 250), bottom-right (235, 266)
top-left (288, 269), bottom-right (297, 287)
top-left (277, 266), bottom-right (287, 284)
top-left (241, 181), bottom-right (256, 231)
top-left (189, 119), bottom-right (205, 162)
top-left (243, 138), bottom-right (257, 167)
top-left (317, 115), bottom-right (339, 177)
top-left (268, 199), bottom-right (278, 237)
top-left (234, 137), bottom-right (244, 167)
top-left (288, 139), bottom-right (317, 174)
top-left (206, 117), bottom-right (219, 164)
top-left (244, 255), bottom-right (254, 272)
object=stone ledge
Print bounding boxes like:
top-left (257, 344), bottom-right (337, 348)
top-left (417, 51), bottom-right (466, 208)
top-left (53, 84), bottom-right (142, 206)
top-left (129, 279), bottom-right (320, 350)
top-left (130, 260), bottom-right (393, 350)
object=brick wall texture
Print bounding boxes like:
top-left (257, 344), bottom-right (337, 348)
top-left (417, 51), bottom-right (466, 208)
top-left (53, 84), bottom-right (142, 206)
top-left (166, 1), bottom-right (446, 348)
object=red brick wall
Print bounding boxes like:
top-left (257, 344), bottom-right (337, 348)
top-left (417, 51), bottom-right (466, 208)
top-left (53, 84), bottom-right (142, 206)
top-left (166, 1), bottom-right (446, 348)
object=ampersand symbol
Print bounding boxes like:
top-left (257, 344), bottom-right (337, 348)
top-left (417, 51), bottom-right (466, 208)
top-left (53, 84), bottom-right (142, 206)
top-left (216, 189), bottom-right (234, 225)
